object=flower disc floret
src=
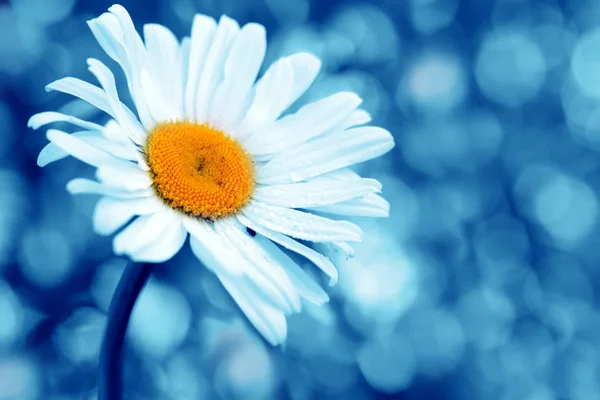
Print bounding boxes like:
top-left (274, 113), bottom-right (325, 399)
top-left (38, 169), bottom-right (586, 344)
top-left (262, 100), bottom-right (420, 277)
top-left (146, 121), bottom-right (254, 219)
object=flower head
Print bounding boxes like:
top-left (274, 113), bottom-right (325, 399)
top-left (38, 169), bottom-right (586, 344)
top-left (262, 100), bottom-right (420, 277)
top-left (29, 4), bottom-right (394, 345)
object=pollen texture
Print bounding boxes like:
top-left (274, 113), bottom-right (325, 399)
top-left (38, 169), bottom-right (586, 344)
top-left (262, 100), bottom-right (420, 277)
top-left (145, 121), bottom-right (254, 219)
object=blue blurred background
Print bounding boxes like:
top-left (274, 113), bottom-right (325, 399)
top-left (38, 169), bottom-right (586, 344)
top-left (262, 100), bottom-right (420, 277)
top-left (2, 0), bottom-right (600, 398)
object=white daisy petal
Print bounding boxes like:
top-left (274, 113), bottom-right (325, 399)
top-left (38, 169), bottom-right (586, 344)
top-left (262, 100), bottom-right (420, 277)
top-left (46, 77), bottom-right (112, 115)
top-left (112, 214), bottom-right (160, 256)
top-left (66, 178), bottom-right (153, 198)
top-left (313, 241), bottom-right (353, 270)
top-left (194, 15), bottom-right (240, 122)
top-left (140, 68), bottom-right (175, 123)
top-left (108, 5), bottom-right (146, 66)
top-left (330, 241), bottom-right (355, 258)
top-left (234, 57), bottom-right (293, 141)
top-left (101, 119), bottom-right (128, 143)
top-left (87, 12), bottom-right (132, 90)
top-left (107, 4), bottom-right (155, 130)
top-left (257, 236), bottom-right (329, 305)
top-left (108, 4), bottom-right (144, 57)
top-left (217, 273), bottom-right (287, 346)
top-left (183, 218), bottom-right (245, 276)
top-left (87, 58), bottom-right (146, 144)
top-left (237, 53), bottom-right (321, 142)
top-left (38, 131), bottom-right (100, 167)
top-left (334, 108), bottom-right (372, 132)
top-left (252, 177), bottom-right (381, 208)
top-left (39, 130), bottom-right (136, 167)
top-left (306, 193), bottom-right (390, 218)
top-left (257, 126), bottom-right (394, 184)
top-left (28, 111), bottom-right (104, 131)
top-left (288, 52), bottom-right (322, 106)
top-left (210, 23), bottom-right (266, 132)
top-left (113, 211), bottom-right (184, 262)
top-left (184, 15), bottom-right (217, 118)
top-left (136, 155), bottom-right (150, 172)
top-left (180, 36), bottom-right (191, 95)
top-left (80, 133), bottom-right (139, 161)
top-left (237, 214), bottom-right (339, 285)
top-left (316, 168), bottom-right (361, 181)
top-left (131, 215), bottom-right (187, 263)
top-left (96, 164), bottom-right (152, 191)
top-left (46, 77), bottom-right (142, 133)
top-left (242, 201), bottom-right (363, 243)
top-left (245, 92), bottom-right (362, 156)
top-left (186, 218), bottom-right (293, 313)
top-left (143, 23), bottom-right (183, 118)
top-left (239, 273), bottom-right (295, 315)
top-left (37, 142), bottom-right (68, 167)
top-left (214, 218), bottom-right (301, 313)
top-left (87, 15), bottom-right (155, 130)
top-left (93, 196), bottom-right (165, 236)
top-left (46, 129), bottom-right (123, 168)
top-left (87, 12), bottom-right (126, 63)
top-left (243, 276), bottom-right (295, 315)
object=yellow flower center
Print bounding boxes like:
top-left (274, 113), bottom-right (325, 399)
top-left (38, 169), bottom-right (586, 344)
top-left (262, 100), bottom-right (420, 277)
top-left (145, 121), bottom-right (254, 219)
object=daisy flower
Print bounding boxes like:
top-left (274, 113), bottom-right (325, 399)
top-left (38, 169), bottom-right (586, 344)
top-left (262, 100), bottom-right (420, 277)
top-left (29, 4), bottom-right (394, 345)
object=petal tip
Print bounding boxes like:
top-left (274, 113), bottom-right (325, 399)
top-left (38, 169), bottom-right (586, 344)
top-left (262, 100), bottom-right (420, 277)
top-left (112, 238), bottom-right (125, 252)
top-left (36, 154), bottom-right (49, 168)
top-left (328, 275), bottom-right (338, 287)
top-left (27, 115), bottom-right (37, 129)
top-left (86, 57), bottom-right (101, 68)
top-left (290, 52), bottom-right (322, 74)
top-left (108, 4), bottom-right (128, 15)
top-left (316, 293), bottom-right (330, 305)
top-left (45, 128), bottom-right (59, 141)
top-left (192, 13), bottom-right (217, 28)
top-left (65, 180), bottom-right (77, 193)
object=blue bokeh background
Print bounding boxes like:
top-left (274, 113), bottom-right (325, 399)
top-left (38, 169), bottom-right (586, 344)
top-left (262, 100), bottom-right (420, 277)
top-left (2, 0), bottom-right (600, 398)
